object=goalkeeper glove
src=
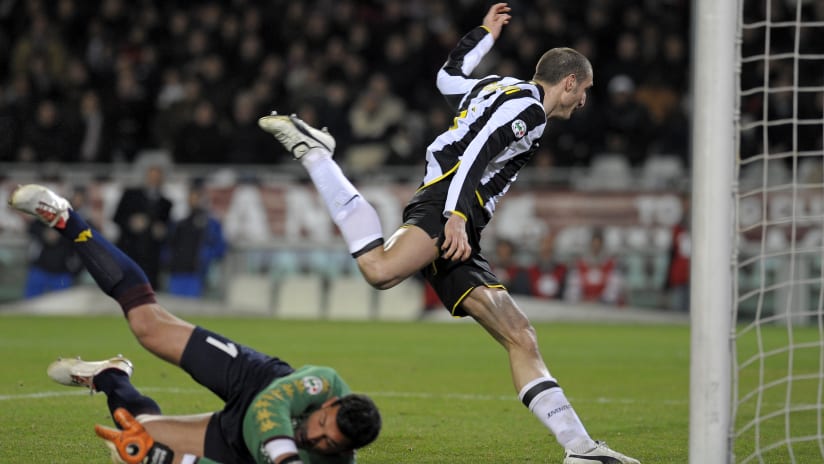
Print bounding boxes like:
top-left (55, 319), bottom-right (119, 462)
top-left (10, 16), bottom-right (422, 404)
top-left (94, 408), bottom-right (174, 464)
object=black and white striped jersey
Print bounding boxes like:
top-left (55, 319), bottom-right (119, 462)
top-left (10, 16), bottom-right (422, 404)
top-left (422, 26), bottom-right (547, 221)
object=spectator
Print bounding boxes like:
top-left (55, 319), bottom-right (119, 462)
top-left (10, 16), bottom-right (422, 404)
top-left (226, 91), bottom-right (277, 164)
top-left (164, 180), bottom-right (227, 298)
top-left (602, 74), bottom-right (652, 166)
top-left (172, 99), bottom-right (227, 164)
top-left (531, 232), bottom-right (568, 300)
top-left (665, 200), bottom-right (691, 312)
top-left (345, 73), bottom-right (405, 175)
top-left (317, 80), bottom-right (353, 154)
top-left (107, 68), bottom-right (151, 163)
top-left (74, 90), bottom-right (109, 162)
top-left (565, 229), bottom-right (624, 305)
top-left (112, 163), bottom-right (172, 290)
top-left (490, 239), bottom-right (533, 297)
top-left (11, 13), bottom-right (67, 97)
top-left (152, 71), bottom-right (199, 150)
top-left (17, 99), bottom-right (70, 162)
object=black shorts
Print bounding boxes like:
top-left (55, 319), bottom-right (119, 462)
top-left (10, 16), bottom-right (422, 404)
top-left (402, 184), bottom-right (502, 317)
top-left (180, 326), bottom-right (295, 463)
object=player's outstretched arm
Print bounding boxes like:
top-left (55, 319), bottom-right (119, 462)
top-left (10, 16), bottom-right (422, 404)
top-left (436, 3), bottom-right (511, 108)
top-left (95, 409), bottom-right (177, 464)
top-left (482, 2), bottom-right (512, 40)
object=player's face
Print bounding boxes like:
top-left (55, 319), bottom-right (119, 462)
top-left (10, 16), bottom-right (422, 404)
top-left (555, 74), bottom-right (593, 120)
top-left (295, 402), bottom-right (350, 455)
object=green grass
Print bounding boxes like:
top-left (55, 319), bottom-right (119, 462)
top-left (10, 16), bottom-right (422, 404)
top-left (0, 315), bottom-right (817, 463)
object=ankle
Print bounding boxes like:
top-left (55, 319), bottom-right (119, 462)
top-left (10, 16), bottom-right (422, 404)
top-left (301, 148), bottom-right (333, 168)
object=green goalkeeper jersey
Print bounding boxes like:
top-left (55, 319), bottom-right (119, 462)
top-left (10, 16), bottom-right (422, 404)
top-left (197, 365), bottom-right (355, 464)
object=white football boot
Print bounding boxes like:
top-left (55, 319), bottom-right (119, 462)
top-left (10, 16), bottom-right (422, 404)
top-left (47, 355), bottom-right (133, 391)
top-left (7, 184), bottom-right (71, 228)
top-left (564, 441), bottom-right (641, 464)
top-left (258, 112), bottom-right (336, 159)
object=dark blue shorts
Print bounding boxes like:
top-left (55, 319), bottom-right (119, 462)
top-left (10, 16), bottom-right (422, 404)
top-left (180, 326), bottom-right (294, 463)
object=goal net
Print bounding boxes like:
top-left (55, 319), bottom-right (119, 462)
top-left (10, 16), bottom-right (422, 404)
top-left (732, 0), bottom-right (824, 462)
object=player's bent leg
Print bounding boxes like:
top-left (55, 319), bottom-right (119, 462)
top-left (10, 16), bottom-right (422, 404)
top-left (47, 355), bottom-right (163, 427)
top-left (356, 225), bottom-right (439, 289)
top-left (137, 413), bottom-right (212, 459)
top-left (126, 303), bottom-right (196, 365)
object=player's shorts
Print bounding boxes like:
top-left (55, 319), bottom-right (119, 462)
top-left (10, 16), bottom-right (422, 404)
top-left (180, 326), bottom-right (295, 463)
top-left (402, 183), bottom-right (503, 317)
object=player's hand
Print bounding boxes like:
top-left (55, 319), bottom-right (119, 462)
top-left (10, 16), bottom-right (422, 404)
top-left (94, 408), bottom-right (174, 464)
top-left (442, 214), bottom-right (471, 261)
top-left (482, 3), bottom-right (512, 40)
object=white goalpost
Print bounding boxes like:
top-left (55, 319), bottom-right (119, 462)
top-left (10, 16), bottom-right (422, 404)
top-left (690, 0), bottom-right (824, 462)
top-left (689, 0), bottom-right (736, 461)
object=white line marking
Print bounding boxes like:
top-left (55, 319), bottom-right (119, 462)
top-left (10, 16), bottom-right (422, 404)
top-left (0, 388), bottom-right (690, 406)
top-left (0, 387), bottom-right (203, 401)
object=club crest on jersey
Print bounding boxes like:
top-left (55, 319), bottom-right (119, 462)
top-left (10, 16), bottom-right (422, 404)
top-left (511, 119), bottom-right (527, 138)
top-left (302, 376), bottom-right (325, 395)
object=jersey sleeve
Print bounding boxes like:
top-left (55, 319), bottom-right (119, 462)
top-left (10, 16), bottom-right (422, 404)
top-left (243, 366), bottom-right (352, 463)
top-left (436, 26), bottom-right (496, 110)
top-left (444, 100), bottom-right (546, 218)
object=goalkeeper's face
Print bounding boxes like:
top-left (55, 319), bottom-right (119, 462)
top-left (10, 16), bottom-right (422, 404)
top-left (294, 402), bottom-right (350, 455)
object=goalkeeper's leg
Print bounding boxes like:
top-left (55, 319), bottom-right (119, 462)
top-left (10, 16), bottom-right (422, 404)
top-left (12, 186), bottom-right (212, 461)
top-left (47, 355), bottom-right (161, 422)
top-left (8, 184), bottom-right (195, 365)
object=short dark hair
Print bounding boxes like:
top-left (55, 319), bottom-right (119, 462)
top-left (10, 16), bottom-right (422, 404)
top-left (335, 394), bottom-right (382, 449)
top-left (533, 47), bottom-right (592, 85)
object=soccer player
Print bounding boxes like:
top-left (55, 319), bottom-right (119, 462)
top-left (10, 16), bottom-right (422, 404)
top-left (8, 184), bottom-right (381, 464)
top-left (258, 3), bottom-right (639, 464)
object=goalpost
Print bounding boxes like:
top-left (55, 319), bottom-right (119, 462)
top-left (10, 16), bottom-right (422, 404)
top-left (690, 0), bottom-right (824, 463)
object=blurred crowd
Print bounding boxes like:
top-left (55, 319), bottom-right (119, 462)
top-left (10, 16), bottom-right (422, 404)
top-left (484, 226), bottom-right (690, 312)
top-left (0, 0), bottom-right (696, 177)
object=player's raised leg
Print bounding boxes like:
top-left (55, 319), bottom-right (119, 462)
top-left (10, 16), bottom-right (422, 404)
top-left (8, 184), bottom-right (193, 364)
top-left (259, 113), bottom-right (438, 287)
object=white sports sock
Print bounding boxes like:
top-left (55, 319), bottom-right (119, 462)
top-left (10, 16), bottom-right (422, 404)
top-left (519, 377), bottom-right (595, 453)
top-left (302, 148), bottom-right (384, 255)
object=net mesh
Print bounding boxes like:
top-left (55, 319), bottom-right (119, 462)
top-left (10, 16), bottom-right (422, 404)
top-left (733, 0), bottom-right (824, 462)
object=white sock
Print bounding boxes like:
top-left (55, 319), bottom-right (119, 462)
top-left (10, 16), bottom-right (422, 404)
top-left (302, 149), bottom-right (384, 255)
top-left (519, 377), bottom-right (595, 453)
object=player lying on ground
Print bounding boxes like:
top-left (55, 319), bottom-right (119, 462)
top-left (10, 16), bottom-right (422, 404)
top-left (257, 3), bottom-right (639, 464)
top-left (8, 184), bottom-right (381, 464)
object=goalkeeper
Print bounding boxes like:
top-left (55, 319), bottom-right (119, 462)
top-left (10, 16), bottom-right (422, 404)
top-left (8, 184), bottom-right (381, 464)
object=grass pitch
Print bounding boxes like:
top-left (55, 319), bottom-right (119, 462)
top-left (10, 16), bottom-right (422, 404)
top-left (0, 313), bottom-right (808, 463)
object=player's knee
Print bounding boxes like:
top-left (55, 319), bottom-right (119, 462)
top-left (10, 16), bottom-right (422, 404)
top-left (501, 318), bottom-right (539, 351)
top-left (513, 324), bottom-right (538, 349)
top-left (364, 274), bottom-right (397, 290)
top-left (358, 263), bottom-right (400, 290)
top-left (125, 305), bottom-right (165, 345)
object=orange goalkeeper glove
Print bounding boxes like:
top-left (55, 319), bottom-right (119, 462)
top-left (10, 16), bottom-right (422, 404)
top-left (94, 408), bottom-right (174, 464)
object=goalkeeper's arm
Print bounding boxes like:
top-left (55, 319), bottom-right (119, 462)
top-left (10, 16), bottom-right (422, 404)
top-left (95, 408), bottom-right (200, 464)
top-left (96, 408), bottom-right (308, 464)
